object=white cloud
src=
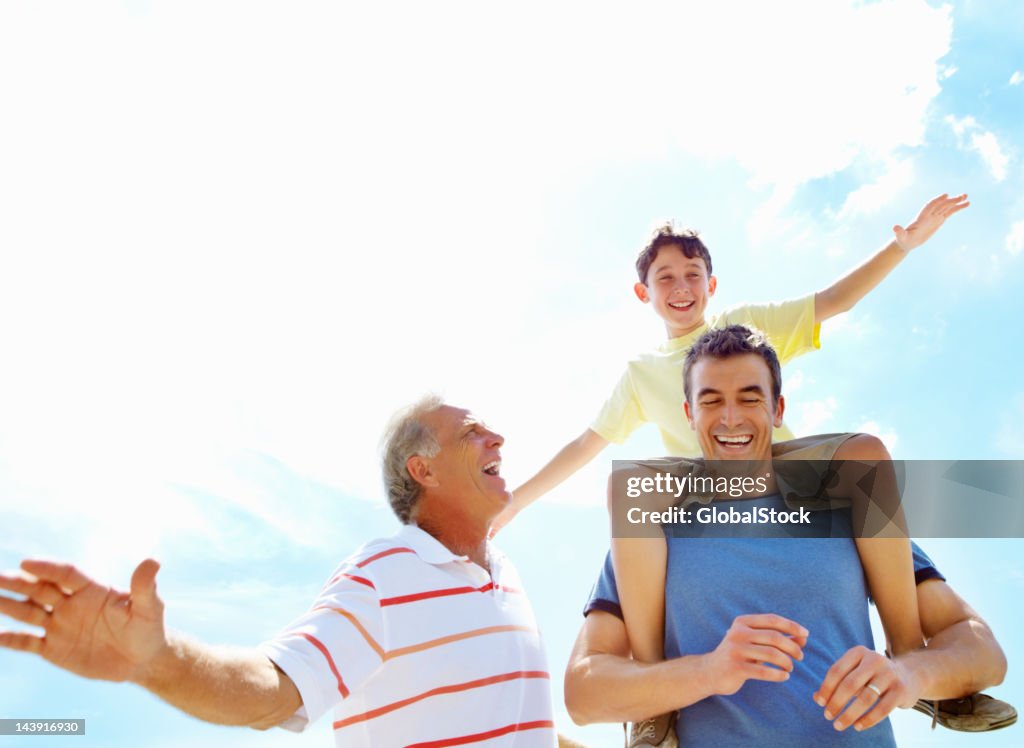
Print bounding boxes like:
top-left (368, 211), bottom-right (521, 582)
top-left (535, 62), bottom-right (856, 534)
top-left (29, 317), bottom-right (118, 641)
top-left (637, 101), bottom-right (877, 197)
top-left (0, 0), bottom-right (959, 571)
top-left (1006, 220), bottom-right (1024, 256)
top-left (838, 158), bottom-right (915, 218)
top-left (940, 64), bottom-right (958, 79)
top-left (855, 420), bottom-right (899, 454)
top-left (945, 115), bottom-right (1010, 181)
top-left (1010, 71), bottom-right (1024, 86)
top-left (792, 397), bottom-right (839, 436)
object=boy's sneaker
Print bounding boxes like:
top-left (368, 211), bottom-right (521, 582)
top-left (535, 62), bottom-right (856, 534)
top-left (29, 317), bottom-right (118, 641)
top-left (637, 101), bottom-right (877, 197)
top-left (913, 693), bottom-right (1017, 731)
top-left (627, 712), bottom-right (678, 747)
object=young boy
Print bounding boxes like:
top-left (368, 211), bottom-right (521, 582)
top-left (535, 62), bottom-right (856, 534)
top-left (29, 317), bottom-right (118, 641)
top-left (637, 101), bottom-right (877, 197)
top-left (492, 192), bottom-right (969, 526)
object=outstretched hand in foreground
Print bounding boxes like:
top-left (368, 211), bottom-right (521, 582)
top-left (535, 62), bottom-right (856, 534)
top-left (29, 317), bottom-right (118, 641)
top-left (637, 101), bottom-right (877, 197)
top-left (0, 559), bottom-right (165, 683)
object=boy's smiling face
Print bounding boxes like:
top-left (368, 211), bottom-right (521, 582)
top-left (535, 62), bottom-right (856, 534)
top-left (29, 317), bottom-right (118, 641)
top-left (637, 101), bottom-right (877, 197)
top-left (634, 244), bottom-right (717, 338)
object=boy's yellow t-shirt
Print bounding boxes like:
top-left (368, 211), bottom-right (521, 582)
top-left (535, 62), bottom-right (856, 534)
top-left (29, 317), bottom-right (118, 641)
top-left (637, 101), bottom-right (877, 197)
top-left (591, 295), bottom-right (820, 456)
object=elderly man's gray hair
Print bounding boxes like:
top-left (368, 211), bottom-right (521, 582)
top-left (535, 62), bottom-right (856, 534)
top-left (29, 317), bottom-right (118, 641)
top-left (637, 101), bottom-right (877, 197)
top-left (380, 394), bottom-right (445, 523)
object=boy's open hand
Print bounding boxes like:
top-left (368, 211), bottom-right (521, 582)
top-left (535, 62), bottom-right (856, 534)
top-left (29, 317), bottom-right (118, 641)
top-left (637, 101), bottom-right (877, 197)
top-left (0, 558), bottom-right (167, 683)
top-left (893, 193), bottom-right (969, 252)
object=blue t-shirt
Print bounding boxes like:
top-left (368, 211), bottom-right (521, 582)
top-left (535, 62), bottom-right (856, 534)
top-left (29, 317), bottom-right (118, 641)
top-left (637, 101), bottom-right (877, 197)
top-left (585, 500), bottom-right (944, 747)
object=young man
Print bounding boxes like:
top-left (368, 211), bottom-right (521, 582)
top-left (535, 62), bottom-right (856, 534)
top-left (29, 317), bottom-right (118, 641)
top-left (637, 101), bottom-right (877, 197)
top-left (564, 326), bottom-right (1010, 746)
top-left (492, 193), bottom-right (970, 529)
top-left (0, 397), bottom-right (559, 747)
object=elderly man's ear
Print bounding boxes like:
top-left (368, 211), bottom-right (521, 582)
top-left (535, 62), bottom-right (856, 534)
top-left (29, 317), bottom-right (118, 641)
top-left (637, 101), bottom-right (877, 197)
top-left (407, 456), bottom-right (441, 489)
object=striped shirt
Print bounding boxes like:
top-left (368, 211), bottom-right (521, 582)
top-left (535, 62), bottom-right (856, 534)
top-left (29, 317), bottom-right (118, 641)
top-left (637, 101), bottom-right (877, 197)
top-left (260, 524), bottom-right (556, 747)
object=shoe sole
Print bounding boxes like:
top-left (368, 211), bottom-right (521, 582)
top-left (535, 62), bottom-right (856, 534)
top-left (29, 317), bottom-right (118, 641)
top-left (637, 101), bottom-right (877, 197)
top-left (912, 701), bottom-right (1018, 732)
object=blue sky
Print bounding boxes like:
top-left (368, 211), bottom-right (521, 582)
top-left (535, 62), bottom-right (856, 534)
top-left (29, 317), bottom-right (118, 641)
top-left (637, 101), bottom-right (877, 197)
top-left (1, 1), bottom-right (1022, 745)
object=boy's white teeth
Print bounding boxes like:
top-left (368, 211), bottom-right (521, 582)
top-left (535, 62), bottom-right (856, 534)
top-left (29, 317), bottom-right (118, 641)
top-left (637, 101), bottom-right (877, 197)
top-left (669, 301), bottom-right (693, 309)
top-left (482, 461), bottom-right (501, 476)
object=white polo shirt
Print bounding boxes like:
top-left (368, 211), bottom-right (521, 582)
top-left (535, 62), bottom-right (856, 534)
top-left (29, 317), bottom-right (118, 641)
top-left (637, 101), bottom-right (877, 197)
top-left (259, 524), bottom-right (556, 747)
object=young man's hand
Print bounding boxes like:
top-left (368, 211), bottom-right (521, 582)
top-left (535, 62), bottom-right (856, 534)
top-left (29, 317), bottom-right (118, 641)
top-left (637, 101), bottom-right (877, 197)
top-left (0, 558), bottom-right (167, 683)
top-left (815, 645), bottom-right (920, 732)
top-left (705, 614), bottom-right (808, 696)
top-left (893, 193), bottom-right (969, 253)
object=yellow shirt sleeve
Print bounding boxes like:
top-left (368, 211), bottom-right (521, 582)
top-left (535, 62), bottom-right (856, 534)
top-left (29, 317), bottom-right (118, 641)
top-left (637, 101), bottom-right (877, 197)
top-left (717, 294), bottom-right (820, 365)
top-left (590, 367), bottom-right (645, 444)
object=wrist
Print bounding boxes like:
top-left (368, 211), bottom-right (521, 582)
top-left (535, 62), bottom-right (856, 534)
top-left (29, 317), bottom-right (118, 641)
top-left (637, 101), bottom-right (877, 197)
top-left (888, 238), bottom-right (912, 257)
top-left (131, 632), bottom-right (178, 689)
top-left (687, 651), bottom-right (724, 700)
top-left (889, 652), bottom-right (927, 708)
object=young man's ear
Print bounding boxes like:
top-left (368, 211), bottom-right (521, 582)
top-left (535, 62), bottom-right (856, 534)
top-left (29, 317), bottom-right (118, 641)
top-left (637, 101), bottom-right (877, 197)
top-left (773, 394), bottom-right (785, 428)
top-left (707, 275), bottom-right (718, 297)
top-left (406, 455), bottom-right (440, 489)
top-left (633, 282), bottom-right (651, 303)
top-left (683, 399), bottom-right (695, 430)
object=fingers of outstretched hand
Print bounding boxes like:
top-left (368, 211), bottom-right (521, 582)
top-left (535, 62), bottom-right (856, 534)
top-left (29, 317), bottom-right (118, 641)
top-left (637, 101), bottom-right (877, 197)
top-left (0, 595), bottom-right (49, 627)
top-left (924, 193), bottom-right (968, 219)
top-left (0, 630), bottom-right (44, 654)
top-left (20, 560), bottom-right (91, 595)
top-left (0, 572), bottom-right (66, 608)
top-left (940, 194), bottom-right (969, 217)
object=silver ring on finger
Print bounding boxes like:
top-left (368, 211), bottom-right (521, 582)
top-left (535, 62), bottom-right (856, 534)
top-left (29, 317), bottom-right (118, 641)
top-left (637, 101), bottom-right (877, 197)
top-left (865, 682), bottom-right (883, 697)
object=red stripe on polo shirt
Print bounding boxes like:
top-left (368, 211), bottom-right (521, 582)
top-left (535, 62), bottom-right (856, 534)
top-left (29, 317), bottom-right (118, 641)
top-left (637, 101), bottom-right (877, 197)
top-left (296, 632), bottom-right (349, 698)
top-left (326, 571), bottom-right (376, 588)
top-left (380, 581), bottom-right (523, 607)
top-left (312, 605), bottom-right (386, 660)
top-left (406, 720), bottom-right (556, 748)
top-left (355, 547), bottom-right (415, 568)
top-left (384, 624), bottom-right (536, 661)
top-left (332, 670), bottom-right (551, 730)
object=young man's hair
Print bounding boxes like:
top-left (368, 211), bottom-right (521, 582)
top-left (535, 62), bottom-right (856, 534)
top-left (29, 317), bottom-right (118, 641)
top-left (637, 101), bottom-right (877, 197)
top-left (635, 224), bottom-right (713, 283)
top-left (683, 325), bottom-right (782, 405)
top-left (380, 394), bottom-right (445, 523)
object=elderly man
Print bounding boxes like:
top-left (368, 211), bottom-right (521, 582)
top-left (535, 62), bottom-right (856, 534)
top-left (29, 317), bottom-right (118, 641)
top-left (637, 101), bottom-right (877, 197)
top-left (0, 397), bottom-right (558, 746)
top-left (564, 326), bottom-right (1009, 745)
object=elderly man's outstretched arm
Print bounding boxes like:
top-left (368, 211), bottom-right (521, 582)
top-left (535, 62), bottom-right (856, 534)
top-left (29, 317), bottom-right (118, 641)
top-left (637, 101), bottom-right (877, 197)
top-left (0, 558), bottom-right (300, 730)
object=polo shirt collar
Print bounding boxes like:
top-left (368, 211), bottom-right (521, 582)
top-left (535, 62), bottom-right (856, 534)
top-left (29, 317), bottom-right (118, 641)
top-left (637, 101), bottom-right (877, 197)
top-left (397, 523), bottom-right (471, 566)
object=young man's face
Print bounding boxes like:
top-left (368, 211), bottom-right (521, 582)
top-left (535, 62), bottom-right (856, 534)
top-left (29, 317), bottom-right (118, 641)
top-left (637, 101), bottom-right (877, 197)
top-left (419, 405), bottom-right (510, 518)
top-left (683, 353), bottom-right (784, 463)
top-left (634, 245), bottom-right (717, 338)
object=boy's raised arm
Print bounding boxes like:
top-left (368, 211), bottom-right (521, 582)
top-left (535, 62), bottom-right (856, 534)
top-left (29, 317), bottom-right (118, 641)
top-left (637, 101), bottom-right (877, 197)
top-left (490, 427), bottom-right (609, 535)
top-left (814, 193), bottom-right (969, 324)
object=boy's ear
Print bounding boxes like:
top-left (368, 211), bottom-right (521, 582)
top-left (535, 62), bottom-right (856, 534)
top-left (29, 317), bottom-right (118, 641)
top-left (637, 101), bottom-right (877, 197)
top-left (633, 282), bottom-right (651, 303)
top-left (773, 394), bottom-right (785, 428)
top-left (406, 455), bottom-right (440, 489)
top-left (683, 399), bottom-right (695, 429)
top-left (707, 275), bottom-right (717, 296)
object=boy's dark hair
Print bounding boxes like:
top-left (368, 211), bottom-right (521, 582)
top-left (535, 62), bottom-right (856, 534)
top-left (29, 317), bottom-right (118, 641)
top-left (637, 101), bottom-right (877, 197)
top-left (635, 224), bottom-right (713, 283)
top-left (683, 325), bottom-right (782, 405)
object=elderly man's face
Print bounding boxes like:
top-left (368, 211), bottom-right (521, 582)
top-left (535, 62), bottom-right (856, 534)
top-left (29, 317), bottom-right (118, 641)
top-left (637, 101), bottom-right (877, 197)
top-left (421, 405), bottom-right (510, 516)
top-left (684, 353), bottom-right (784, 463)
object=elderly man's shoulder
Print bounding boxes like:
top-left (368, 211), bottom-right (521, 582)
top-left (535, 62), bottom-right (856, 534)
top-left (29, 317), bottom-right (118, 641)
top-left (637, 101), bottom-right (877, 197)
top-left (320, 528), bottom-right (423, 593)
